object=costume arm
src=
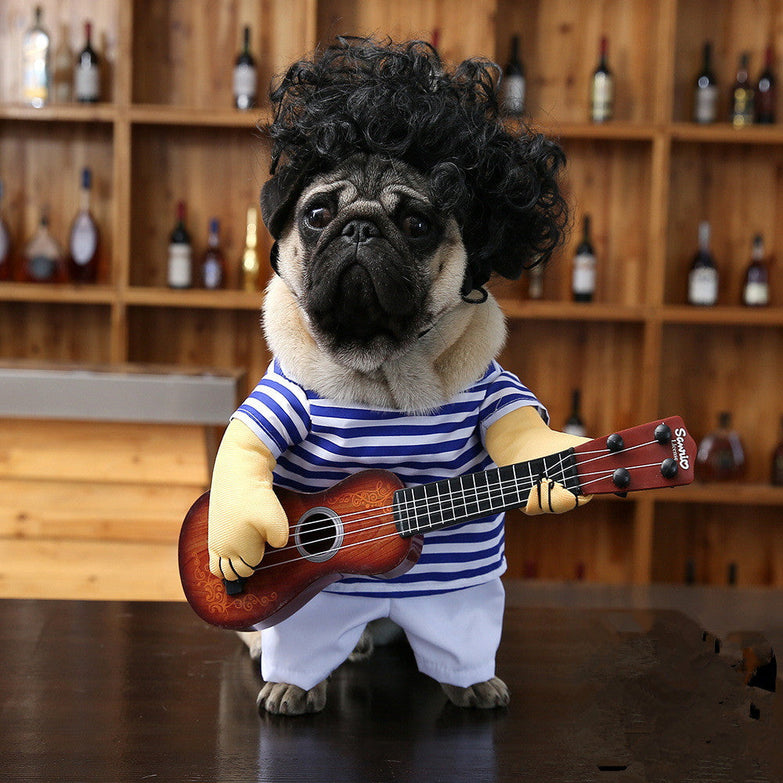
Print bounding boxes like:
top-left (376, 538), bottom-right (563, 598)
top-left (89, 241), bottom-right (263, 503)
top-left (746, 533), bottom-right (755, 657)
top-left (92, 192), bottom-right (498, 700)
top-left (485, 405), bottom-right (592, 515)
top-left (207, 419), bottom-right (290, 580)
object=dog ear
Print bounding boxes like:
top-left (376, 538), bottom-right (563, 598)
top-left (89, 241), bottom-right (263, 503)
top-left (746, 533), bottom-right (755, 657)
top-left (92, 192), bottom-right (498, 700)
top-left (260, 167), bottom-right (307, 239)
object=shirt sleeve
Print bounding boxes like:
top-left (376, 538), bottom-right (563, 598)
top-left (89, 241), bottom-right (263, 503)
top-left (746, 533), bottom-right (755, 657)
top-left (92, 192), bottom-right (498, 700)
top-left (230, 361), bottom-right (311, 460)
top-left (478, 361), bottom-right (549, 436)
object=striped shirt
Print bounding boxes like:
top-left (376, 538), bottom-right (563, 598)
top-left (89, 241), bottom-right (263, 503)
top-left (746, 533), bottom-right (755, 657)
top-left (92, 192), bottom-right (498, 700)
top-left (232, 360), bottom-right (547, 597)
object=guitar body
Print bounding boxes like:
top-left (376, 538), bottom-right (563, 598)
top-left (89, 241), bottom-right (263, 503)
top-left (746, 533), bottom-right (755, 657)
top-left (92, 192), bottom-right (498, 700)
top-left (178, 469), bottom-right (421, 631)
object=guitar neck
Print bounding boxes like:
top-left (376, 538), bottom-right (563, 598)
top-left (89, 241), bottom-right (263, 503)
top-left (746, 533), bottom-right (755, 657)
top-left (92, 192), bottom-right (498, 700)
top-left (392, 416), bottom-right (696, 537)
top-left (393, 449), bottom-right (579, 537)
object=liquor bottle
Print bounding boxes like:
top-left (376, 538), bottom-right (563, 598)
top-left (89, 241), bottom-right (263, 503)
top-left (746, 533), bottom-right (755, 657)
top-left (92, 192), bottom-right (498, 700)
top-left (201, 218), bottom-right (225, 289)
top-left (68, 168), bottom-right (99, 283)
top-left (241, 206), bottom-right (261, 291)
top-left (730, 52), bottom-right (754, 127)
top-left (52, 23), bottom-right (73, 103)
top-left (233, 26), bottom-right (257, 111)
top-left (695, 411), bottom-right (746, 482)
top-left (23, 210), bottom-right (66, 283)
top-left (756, 46), bottom-right (777, 124)
top-left (0, 181), bottom-right (11, 281)
top-left (22, 6), bottom-right (50, 108)
top-left (572, 215), bottom-right (596, 302)
top-left (167, 201), bottom-right (192, 289)
top-left (694, 41), bottom-right (718, 123)
top-left (74, 21), bottom-right (101, 103)
top-left (771, 417), bottom-right (783, 486)
top-left (741, 233), bottom-right (769, 307)
top-left (500, 36), bottom-right (526, 116)
top-left (563, 389), bottom-right (587, 438)
top-left (590, 36), bottom-right (613, 123)
top-left (687, 221), bottom-right (718, 306)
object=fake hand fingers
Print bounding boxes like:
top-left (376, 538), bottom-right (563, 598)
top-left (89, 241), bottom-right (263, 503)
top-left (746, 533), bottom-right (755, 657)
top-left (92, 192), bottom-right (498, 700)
top-left (524, 478), bottom-right (592, 516)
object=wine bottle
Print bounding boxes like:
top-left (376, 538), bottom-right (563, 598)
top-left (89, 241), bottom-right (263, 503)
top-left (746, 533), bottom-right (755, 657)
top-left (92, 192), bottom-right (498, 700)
top-left (23, 210), bottom-right (66, 283)
top-left (572, 214), bottom-right (596, 302)
top-left (590, 36), bottom-right (613, 123)
top-left (0, 181), bottom-right (11, 281)
top-left (771, 417), bottom-right (783, 486)
top-left (756, 46), bottom-right (777, 124)
top-left (74, 21), bottom-right (101, 103)
top-left (201, 218), bottom-right (225, 289)
top-left (167, 201), bottom-right (192, 289)
top-left (68, 167), bottom-right (99, 283)
top-left (687, 221), bottom-right (718, 306)
top-left (695, 411), bottom-right (746, 482)
top-left (233, 26), bottom-right (257, 111)
top-left (694, 41), bottom-right (718, 123)
top-left (22, 5), bottom-right (50, 108)
top-left (741, 233), bottom-right (769, 307)
top-left (241, 206), bottom-right (261, 291)
top-left (730, 52), bottom-right (754, 127)
top-left (563, 389), bottom-right (587, 438)
top-left (500, 35), bottom-right (526, 116)
top-left (52, 23), bottom-right (73, 103)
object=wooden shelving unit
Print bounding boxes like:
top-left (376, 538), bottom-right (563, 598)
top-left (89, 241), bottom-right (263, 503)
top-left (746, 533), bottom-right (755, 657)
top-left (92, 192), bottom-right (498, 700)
top-left (2, 0), bottom-right (783, 589)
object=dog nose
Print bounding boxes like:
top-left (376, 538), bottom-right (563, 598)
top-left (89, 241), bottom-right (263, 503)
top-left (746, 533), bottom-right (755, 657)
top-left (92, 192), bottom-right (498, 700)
top-left (341, 219), bottom-right (380, 244)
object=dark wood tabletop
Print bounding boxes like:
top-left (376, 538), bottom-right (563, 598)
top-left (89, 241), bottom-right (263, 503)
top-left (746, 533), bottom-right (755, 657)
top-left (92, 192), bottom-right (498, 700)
top-left (2, 585), bottom-right (782, 782)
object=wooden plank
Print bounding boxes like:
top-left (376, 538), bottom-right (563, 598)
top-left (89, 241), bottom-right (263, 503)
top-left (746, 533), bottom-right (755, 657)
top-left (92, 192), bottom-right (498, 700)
top-left (0, 419), bottom-right (210, 485)
top-left (0, 538), bottom-right (184, 601)
top-left (0, 478), bottom-right (197, 544)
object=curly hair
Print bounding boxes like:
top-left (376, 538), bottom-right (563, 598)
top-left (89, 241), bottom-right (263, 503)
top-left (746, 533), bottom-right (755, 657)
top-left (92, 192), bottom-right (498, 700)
top-left (264, 36), bottom-right (568, 293)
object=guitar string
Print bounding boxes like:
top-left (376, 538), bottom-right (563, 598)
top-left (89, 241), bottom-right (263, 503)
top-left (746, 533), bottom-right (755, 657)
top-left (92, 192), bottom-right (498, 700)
top-left (247, 461), bottom-right (671, 575)
top-left (241, 450), bottom-right (670, 569)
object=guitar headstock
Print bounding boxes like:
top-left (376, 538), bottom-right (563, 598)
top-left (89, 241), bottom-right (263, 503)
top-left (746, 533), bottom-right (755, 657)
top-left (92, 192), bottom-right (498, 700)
top-left (571, 416), bottom-right (696, 496)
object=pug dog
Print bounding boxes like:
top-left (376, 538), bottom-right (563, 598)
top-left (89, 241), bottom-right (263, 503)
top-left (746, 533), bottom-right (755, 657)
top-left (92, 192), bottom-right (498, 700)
top-left (207, 37), bottom-right (590, 716)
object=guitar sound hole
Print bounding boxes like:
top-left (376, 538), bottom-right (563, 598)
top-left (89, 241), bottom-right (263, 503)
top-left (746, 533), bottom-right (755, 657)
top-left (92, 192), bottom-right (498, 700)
top-left (294, 507), bottom-right (343, 563)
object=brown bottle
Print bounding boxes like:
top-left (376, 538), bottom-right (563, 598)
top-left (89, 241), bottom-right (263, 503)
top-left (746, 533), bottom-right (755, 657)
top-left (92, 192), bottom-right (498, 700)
top-left (696, 412), bottom-right (746, 481)
top-left (772, 417), bottom-right (783, 486)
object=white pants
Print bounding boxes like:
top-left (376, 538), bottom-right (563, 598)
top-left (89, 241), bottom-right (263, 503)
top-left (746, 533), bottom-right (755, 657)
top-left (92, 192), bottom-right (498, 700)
top-left (258, 578), bottom-right (505, 691)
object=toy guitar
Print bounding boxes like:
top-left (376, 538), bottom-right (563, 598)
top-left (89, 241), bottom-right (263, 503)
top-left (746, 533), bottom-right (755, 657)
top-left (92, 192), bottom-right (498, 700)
top-left (179, 416), bottom-right (695, 631)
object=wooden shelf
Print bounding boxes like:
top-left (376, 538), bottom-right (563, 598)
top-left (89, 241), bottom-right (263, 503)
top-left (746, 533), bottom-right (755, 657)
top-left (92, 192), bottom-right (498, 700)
top-left (2, 0), bottom-right (783, 588)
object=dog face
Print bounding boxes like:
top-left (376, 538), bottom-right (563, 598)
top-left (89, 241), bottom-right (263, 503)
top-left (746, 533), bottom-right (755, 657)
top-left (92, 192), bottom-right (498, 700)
top-left (263, 154), bottom-right (467, 372)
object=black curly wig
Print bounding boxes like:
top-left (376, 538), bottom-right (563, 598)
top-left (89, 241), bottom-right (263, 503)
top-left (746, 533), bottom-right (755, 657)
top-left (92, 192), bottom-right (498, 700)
top-left (263, 36), bottom-right (568, 295)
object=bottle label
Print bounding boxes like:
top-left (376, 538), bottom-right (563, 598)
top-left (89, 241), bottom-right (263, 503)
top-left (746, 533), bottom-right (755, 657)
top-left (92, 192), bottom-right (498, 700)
top-left (74, 66), bottom-right (100, 101)
top-left (591, 73), bottom-right (613, 121)
top-left (23, 33), bottom-right (49, 105)
top-left (743, 281), bottom-right (769, 306)
top-left (233, 64), bottom-right (257, 101)
top-left (572, 252), bottom-right (596, 295)
top-left (27, 254), bottom-right (56, 281)
top-left (202, 258), bottom-right (222, 289)
top-left (502, 75), bottom-right (526, 115)
top-left (167, 243), bottom-right (192, 288)
top-left (694, 85), bottom-right (718, 123)
top-left (688, 267), bottom-right (718, 305)
top-left (70, 214), bottom-right (97, 265)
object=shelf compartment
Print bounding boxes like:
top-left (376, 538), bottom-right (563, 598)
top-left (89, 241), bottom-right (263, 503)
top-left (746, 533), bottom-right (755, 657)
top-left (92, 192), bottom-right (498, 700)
top-left (0, 301), bottom-right (113, 363)
top-left (658, 322), bottom-right (783, 483)
top-left (666, 140), bottom-right (783, 308)
top-left (126, 306), bottom-right (269, 397)
top-left (131, 0), bottom-right (315, 109)
top-left (652, 503), bottom-right (783, 586)
top-left (129, 123), bottom-right (270, 289)
top-left (499, 319), bottom-right (646, 438)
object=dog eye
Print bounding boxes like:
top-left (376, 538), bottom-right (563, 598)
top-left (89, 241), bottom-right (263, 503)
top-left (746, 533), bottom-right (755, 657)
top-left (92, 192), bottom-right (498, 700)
top-left (305, 206), bottom-right (334, 230)
top-left (400, 213), bottom-right (430, 238)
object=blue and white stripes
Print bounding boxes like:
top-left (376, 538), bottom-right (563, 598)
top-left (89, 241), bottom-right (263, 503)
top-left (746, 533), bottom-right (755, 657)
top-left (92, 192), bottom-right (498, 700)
top-left (232, 360), bottom-right (546, 597)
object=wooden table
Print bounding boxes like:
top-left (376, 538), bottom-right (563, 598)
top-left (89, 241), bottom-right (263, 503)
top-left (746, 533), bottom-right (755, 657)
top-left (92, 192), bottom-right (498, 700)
top-left (2, 585), bottom-right (782, 782)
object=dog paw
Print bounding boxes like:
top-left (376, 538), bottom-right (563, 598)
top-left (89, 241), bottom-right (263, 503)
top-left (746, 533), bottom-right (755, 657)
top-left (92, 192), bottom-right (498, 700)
top-left (257, 680), bottom-right (328, 715)
top-left (348, 627), bottom-right (375, 662)
top-left (440, 676), bottom-right (510, 709)
top-left (236, 630), bottom-right (262, 661)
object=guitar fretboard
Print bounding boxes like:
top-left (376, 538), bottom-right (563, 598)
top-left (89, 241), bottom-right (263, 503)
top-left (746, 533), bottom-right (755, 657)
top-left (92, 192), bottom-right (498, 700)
top-left (392, 449), bottom-right (580, 537)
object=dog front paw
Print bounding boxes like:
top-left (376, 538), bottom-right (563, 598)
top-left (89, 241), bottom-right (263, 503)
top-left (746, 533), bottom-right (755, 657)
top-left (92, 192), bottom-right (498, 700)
top-left (440, 676), bottom-right (510, 708)
top-left (257, 680), bottom-right (328, 715)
